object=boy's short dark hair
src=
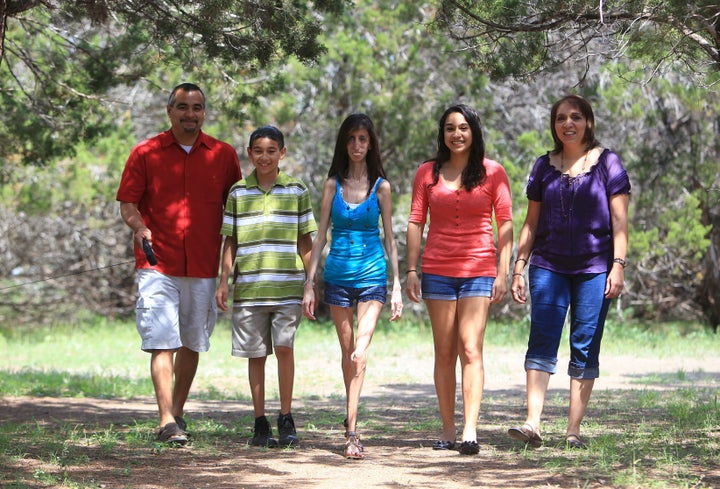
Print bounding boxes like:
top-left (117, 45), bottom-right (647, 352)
top-left (248, 126), bottom-right (285, 149)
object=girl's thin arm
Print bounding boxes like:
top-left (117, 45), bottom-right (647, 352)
top-left (377, 180), bottom-right (402, 320)
top-left (302, 178), bottom-right (336, 320)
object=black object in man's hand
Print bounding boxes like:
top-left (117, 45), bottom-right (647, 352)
top-left (142, 238), bottom-right (157, 266)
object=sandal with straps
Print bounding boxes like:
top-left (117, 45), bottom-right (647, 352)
top-left (507, 422), bottom-right (542, 448)
top-left (344, 431), bottom-right (364, 459)
top-left (565, 434), bottom-right (586, 449)
top-left (343, 418), bottom-right (364, 452)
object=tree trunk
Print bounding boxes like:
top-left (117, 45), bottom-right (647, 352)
top-left (1, 0), bottom-right (7, 63)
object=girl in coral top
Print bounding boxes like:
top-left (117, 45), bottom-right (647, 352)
top-left (406, 104), bottom-right (513, 455)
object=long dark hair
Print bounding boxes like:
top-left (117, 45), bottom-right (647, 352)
top-left (550, 95), bottom-right (601, 153)
top-left (328, 113), bottom-right (387, 196)
top-left (431, 104), bottom-right (486, 190)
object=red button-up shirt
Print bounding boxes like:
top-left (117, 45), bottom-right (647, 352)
top-left (409, 159), bottom-right (512, 278)
top-left (117, 130), bottom-right (241, 278)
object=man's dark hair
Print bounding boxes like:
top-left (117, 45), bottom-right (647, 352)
top-left (168, 83), bottom-right (205, 107)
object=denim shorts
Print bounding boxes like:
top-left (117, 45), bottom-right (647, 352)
top-left (324, 282), bottom-right (387, 308)
top-left (421, 273), bottom-right (494, 300)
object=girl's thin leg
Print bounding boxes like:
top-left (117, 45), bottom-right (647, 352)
top-left (426, 298), bottom-right (459, 442)
top-left (345, 300), bottom-right (383, 433)
top-left (330, 305), bottom-right (355, 424)
top-left (456, 296), bottom-right (490, 442)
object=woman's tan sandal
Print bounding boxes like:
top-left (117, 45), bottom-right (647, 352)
top-left (507, 423), bottom-right (542, 448)
top-left (344, 432), bottom-right (364, 459)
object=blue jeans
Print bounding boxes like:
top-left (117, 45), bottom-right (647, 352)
top-left (525, 266), bottom-right (611, 379)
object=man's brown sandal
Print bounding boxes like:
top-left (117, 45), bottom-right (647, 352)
top-left (565, 434), bottom-right (586, 449)
top-left (157, 422), bottom-right (188, 445)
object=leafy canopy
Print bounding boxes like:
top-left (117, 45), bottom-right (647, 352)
top-left (0, 0), bottom-right (346, 168)
top-left (436, 0), bottom-right (720, 82)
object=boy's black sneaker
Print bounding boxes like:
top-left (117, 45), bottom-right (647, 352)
top-left (252, 415), bottom-right (278, 448)
top-left (277, 412), bottom-right (299, 447)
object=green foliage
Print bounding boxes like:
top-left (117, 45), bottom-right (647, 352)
top-left (0, 9), bottom-right (115, 168)
top-left (0, 0), bottom-right (346, 166)
top-left (595, 62), bottom-right (719, 322)
top-left (0, 121), bottom-right (135, 213)
top-left (489, 128), bottom-right (549, 235)
top-left (631, 192), bottom-right (711, 262)
top-left (661, 193), bottom-right (711, 261)
top-left (437, 0), bottom-right (720, 84)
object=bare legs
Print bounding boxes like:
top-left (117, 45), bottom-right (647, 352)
top-left (330, 301), bottom-right (383, 433)
top-left (426, 297), bottom-right (490, 443)
top-left (567, 377), bottom-right (594, 436)
top-left (248, 347), bottom-right (295, 418)
top-left (523, 369), bottom-right (550, 434)
top-left (150, 347), bottom-right (199, 427)
top-left (522, 369), bottom-right (595, 438)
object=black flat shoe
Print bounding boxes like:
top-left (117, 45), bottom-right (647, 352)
top-left (432, 440), bottom-right (456, 450)
top-left (458, 440), bottom-right (480, 455)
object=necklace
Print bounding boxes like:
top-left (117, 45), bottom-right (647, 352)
top-left (558, 150), bottom-right (590, 222)
top-left (560, 150), bottom-right (589, 175)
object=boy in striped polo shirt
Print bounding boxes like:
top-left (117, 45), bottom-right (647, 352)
top-left (216, 126), bottom-right (317, 448)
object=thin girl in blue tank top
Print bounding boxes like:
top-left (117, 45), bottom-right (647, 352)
top-left (303, 114), bottom-right (403, 459)
top-left (323, 176), bottom-right (387, 286)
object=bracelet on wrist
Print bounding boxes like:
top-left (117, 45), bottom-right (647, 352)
top-left (512, 272), bottom-right (525, 278)
top-left (515, 257), bottom-right (528, 265)
top-left (613, 257), bottom-right (627, 268)
top-left (406, 269), bottom-right (417, 274)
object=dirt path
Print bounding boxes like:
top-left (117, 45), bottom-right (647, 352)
top-left (1, 350), bottom-right (717, 488)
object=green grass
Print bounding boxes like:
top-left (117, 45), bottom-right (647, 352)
top-left (0, 315), bottom-right (718, 488)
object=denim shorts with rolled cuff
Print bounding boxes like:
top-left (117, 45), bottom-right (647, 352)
top-left (421, 273), bottom-right (494, 300)
top-left (524, 265), bottom-right (610, 380)
top-left (323, 281), bottom-right (387, 308)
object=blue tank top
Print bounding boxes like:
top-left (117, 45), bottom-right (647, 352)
top-left (323, 177), bottom-right (387, 287)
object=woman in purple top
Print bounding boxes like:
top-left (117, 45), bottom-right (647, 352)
top-left (507, 95), bottom-right (630, 450)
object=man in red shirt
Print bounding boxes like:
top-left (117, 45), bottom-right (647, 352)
top-left (117, 83), bottom-right (241, 444)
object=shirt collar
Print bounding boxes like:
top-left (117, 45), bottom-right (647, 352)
top-left (160, 129), bottom-right (211, 151)
top-left (245, 169), bottom-right (291, 189)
